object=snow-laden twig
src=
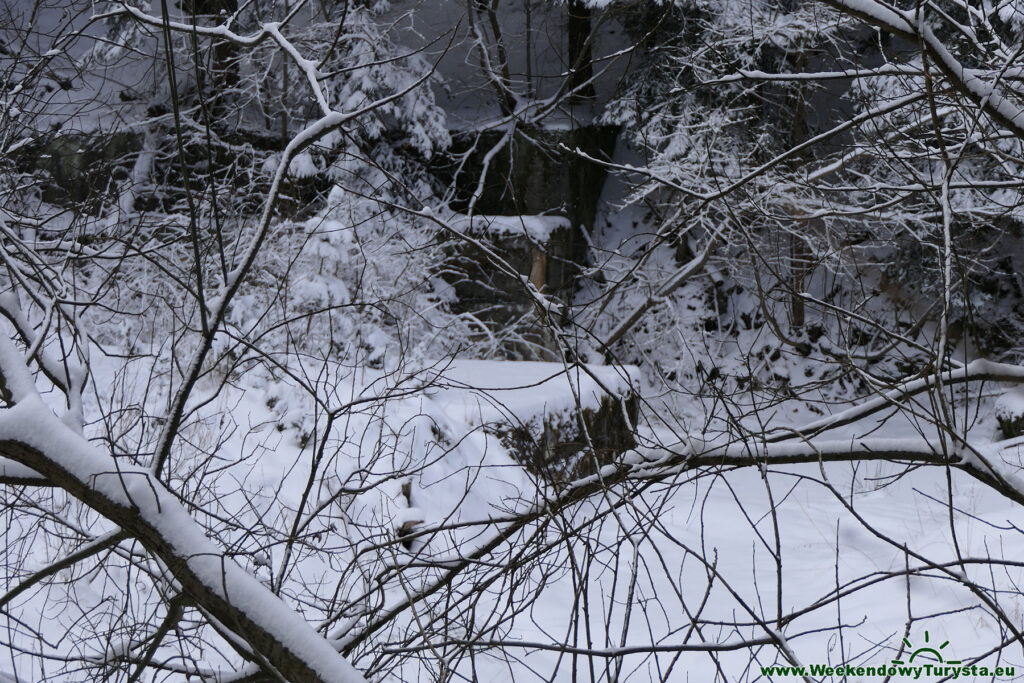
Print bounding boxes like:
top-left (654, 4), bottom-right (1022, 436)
top-left (819, 0), bottom-right (1024, 140)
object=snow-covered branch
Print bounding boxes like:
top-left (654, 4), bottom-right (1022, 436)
top-left (0, 337), bottom-right (366, 683)
top-left (817, 0), bottom-right (1024, 140)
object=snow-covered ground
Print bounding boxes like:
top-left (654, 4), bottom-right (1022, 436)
top-left (12, 342), bottom-right (1015, 682)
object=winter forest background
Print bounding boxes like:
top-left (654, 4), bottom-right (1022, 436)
top-left (6, 0), bottom-right (1024, 680)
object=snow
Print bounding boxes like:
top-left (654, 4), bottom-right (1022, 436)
top-left (427, 360), bottom-right (635, 425)
top-left (999, 0), bottom-right (1024, 25)
top-left (448, 214), bottom-right (572, 242)
top-left (995, 387), bottom-right (1024, 425)
top-left (392, 506), bottom-right (424, 529)
top-left (0, 391), bottom-right (367, 683)
top-left (0, 458), bottom-right (44, 482)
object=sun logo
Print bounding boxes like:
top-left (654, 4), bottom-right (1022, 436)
top-left (892, 631), bottom-right (961, 666)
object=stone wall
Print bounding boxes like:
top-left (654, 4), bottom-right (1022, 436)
top-left (436, 124), bottom-right (619, 358)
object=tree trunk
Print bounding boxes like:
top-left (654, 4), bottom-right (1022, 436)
top-left (567, 0), bottom-right (595, 100)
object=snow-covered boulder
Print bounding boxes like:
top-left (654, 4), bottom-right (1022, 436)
top-left (996, 388), bottom-right (1024, 439)
top-left (432, 360), bottom-right (639, 483)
